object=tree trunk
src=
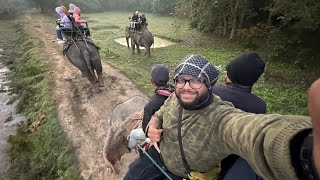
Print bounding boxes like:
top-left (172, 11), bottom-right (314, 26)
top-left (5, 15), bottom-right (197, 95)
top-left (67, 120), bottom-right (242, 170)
top-left (229, 0), bottom-right (239, 39)
top-left (237, 0), bottom-right (247, 37)
top-left (267, 0), bottom-right (277, 25)
top-left (223, 15), bottom-right (228, 36)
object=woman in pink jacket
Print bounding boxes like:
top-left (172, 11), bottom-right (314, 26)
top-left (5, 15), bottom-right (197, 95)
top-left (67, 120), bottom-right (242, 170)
top-left (73, 7), bottom-right (86, 27)
top-left (72, 7), bottom-right (91, 37)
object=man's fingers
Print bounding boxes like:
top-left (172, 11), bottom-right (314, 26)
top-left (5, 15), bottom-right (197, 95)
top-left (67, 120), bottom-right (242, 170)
top-left (308, 79), bottom-right (320, 127)
top-left (153, 142), bottom-right (161, 153)
top-left (308, 78), bottom-right (320, 175)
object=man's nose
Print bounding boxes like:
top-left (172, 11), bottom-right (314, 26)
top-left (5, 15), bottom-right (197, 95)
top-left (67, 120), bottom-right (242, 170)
top-left (183, 81), bottom-right (192, 89)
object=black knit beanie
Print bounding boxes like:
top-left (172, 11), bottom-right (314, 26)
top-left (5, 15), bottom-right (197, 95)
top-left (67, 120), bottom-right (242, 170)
top-left (226, 52), bottom-right (265, 86)
top-left (151, 64), bottom-right (170, 86)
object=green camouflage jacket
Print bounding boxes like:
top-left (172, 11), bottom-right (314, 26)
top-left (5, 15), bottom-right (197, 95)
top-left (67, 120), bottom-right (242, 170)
top-left (155, 94), bottom-right (312, 179)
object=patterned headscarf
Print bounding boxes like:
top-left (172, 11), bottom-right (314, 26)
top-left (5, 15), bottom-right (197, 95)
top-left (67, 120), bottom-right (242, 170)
top-left (174, 54), bottom-right (220, 89)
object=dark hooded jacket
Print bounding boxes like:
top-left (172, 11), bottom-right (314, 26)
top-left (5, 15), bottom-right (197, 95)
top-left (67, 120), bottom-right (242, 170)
top-left (211, 84), bottom-right (266, 114)
top-left (142, 85), bottom-right (175, 132)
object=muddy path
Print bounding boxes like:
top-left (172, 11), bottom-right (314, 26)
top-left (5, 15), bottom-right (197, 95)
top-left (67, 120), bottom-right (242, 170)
top-left (22, 13), bottom-right (147, 179)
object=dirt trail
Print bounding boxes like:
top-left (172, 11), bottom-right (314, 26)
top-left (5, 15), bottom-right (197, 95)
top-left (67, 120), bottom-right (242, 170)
top-left (23, 14), bottom-right (147, 179)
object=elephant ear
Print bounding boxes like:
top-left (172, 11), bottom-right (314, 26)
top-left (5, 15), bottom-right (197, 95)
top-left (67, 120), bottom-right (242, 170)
top-left (103, 125), bottom-right (130, 173)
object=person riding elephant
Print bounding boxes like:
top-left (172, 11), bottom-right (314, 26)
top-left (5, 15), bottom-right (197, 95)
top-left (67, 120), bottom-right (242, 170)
top-left (124, 54), bottom-right (320, 180)
top-left (73, 7), bottom-right (91, 38)
top-left (139, 13), bottom-right (148, 29)
top-left (61, 5), bottom-right (68, 14)
top-left (55, 6), bottom-right (72, 43)
top-left (125, 26), bottom-right (154, 57)
top-left (130, 11), bottom-right (140, 31)
top-left (68, 3), bottom-right (75, 16)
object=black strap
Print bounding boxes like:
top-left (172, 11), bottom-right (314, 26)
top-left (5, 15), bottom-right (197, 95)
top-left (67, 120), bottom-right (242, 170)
top-left (300, 132), bottom-right (320, 180)
top-left (177, 106), bottom-right (192, 174)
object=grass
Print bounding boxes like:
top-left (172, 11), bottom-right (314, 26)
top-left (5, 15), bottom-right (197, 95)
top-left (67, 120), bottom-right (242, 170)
top-left (0, 20), bottom-right (80, 179)
top-left (84, 11), bottom-right (316, 115)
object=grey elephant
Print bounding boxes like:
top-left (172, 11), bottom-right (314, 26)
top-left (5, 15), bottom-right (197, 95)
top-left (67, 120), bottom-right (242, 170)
top-left (125, 26), bottom-right (154, 57)
top-left (63, 38), bottom-right (104, 93)
top-left (103, 111), bottom-right (143, 173)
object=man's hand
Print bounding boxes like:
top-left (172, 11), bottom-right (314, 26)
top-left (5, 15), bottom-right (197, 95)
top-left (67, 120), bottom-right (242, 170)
top-left (308, 78), bottom-right (320, 175)
top-left (147, 117), bottom-right (163, 153)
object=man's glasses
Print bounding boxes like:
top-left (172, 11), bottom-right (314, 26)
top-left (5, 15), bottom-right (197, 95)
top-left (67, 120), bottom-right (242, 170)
top-left (175, 77), bottom-right (205, 89)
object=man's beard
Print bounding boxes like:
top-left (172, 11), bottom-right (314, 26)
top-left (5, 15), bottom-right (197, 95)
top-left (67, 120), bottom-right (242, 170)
top-left (176, 89), bottom-right (211, 110)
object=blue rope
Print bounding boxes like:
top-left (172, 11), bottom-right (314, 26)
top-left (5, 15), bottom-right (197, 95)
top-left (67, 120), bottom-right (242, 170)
top-left (137, 144), bottom-right (173, 180)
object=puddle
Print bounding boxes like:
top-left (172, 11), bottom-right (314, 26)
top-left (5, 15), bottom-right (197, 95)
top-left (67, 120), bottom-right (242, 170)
top-left (114, 36), bottom-right (176, 49)
top-left (0, 62), bottom-right (25, 174)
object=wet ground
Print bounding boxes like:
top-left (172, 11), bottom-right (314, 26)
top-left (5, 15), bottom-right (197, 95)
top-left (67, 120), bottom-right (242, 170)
top-left (0, 53), bottom-right (25, 174)
top-left (114, 36), bottom-right (176, 49)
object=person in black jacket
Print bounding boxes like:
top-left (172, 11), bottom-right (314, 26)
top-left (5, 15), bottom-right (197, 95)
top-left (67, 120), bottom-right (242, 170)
top-left (211, 52), bottom-right (266, 180)
top-left (128, 64), bottom-right (175, 149)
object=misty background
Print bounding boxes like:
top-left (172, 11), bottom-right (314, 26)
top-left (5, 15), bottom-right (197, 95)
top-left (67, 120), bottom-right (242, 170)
top-left (1, 0), bottom-right (320, 66)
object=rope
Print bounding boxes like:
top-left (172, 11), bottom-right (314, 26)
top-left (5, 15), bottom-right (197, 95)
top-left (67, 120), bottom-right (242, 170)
top-left (137, 144), bottom-right (173, 180)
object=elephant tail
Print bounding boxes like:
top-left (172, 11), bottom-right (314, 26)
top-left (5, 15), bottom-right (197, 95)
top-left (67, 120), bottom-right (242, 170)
top-left (81, 48), bottom-right (95, 78)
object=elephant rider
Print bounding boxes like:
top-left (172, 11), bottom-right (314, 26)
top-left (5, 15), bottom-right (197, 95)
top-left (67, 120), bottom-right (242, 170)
top-left (128, 64), bottom-right (175, 150)
top-left (130, 11), bottom-right (141, 31)
top-left (55, 7), bottom-right (72, 43)
top-left (73, 6), bottom-right (91, 38)
top-left (139, 13), bottom-right (148, 29)
top-left (123, 54), bottom-right (319, 180)
top-left (68, 3), bottom-right (75, 16)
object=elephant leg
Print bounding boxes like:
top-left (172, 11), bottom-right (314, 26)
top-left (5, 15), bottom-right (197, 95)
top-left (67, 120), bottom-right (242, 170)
top-left (147, 47), bottom-right (151, 57)
top-left (92, 57), bottom-right (104, 87)
top-left (131, 40), bottom-right (135, 54)
top-left (82, 68), bottom-right (100, 93)
top-left (137, 45), bottom-right (141, 54)
top-left (126, 37), bottom-right (130, 49)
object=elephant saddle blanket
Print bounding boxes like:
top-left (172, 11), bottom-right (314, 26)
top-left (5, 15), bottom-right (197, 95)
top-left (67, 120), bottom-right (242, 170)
top-left (63, 36), bottom-right (101, 55)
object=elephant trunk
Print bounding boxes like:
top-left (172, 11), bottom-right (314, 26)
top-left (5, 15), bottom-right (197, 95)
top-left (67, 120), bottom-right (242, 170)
top-left (126, 36), bottom-right (130, 49)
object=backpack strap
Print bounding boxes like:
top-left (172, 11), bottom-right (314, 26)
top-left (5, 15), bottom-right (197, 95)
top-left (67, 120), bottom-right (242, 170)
top-left (177, 106), bottom-right (192, 174)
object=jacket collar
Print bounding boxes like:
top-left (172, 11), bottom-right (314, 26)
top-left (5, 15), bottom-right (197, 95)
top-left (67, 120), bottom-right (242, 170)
top-left (227, 84), bottom-right (252, 93)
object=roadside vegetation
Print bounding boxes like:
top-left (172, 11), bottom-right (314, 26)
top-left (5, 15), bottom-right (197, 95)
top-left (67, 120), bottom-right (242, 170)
top-left (0, 20), bottom-right (79, 179)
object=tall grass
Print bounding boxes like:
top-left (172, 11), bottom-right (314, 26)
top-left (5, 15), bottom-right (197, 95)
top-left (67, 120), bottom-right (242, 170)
top-left (0, 20), bottom-right (80, 179)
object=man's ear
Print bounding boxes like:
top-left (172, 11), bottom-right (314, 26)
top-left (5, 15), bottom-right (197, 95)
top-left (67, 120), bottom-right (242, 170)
top-left (225, 75), bottom-right (232, 85)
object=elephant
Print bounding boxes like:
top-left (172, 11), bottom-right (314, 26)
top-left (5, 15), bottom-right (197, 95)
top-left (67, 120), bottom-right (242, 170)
top-left (103, 111), bottom-right (143, 173)
top-left (125, 26), bottom-right (154, 57)
top-left (64, 38), bottom-right (104, 93)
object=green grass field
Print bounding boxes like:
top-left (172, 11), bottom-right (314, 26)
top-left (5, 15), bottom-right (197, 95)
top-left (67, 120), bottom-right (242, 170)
top-left (83, 12), bottom-right (318, 115)
top-left (0, 21), bottom-right (79, 179)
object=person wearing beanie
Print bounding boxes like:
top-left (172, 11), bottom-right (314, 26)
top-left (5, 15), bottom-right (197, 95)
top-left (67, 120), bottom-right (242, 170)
top-left (127, 64), bottom-right (175, 149)
top-left (123, 54), bottom-right (319, 180)
top-left (211, 52), bottom-right (266, 180)
top-left (212, 52), bottom-right (266, 114)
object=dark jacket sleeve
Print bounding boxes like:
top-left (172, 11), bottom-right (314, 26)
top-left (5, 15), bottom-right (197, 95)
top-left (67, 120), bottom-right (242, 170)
top-left (142, 95), bottom-right (167, 132)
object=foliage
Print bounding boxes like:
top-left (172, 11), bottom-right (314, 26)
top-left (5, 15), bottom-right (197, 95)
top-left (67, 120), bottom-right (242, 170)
top-left (175, 0), bottom-right (320, 66)
top-left (0, 21), bottom-right (80, 179)
top-left (151, 0), bottom-right (176, 15)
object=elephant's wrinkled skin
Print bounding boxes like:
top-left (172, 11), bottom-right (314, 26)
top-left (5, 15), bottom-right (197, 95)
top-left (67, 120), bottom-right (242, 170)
top-left (65, 41), bottom-right (104, 93)
top-left (125, 27), bottom-right (154, 57)
top-left (103, 111), bottom-right (143, 173)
